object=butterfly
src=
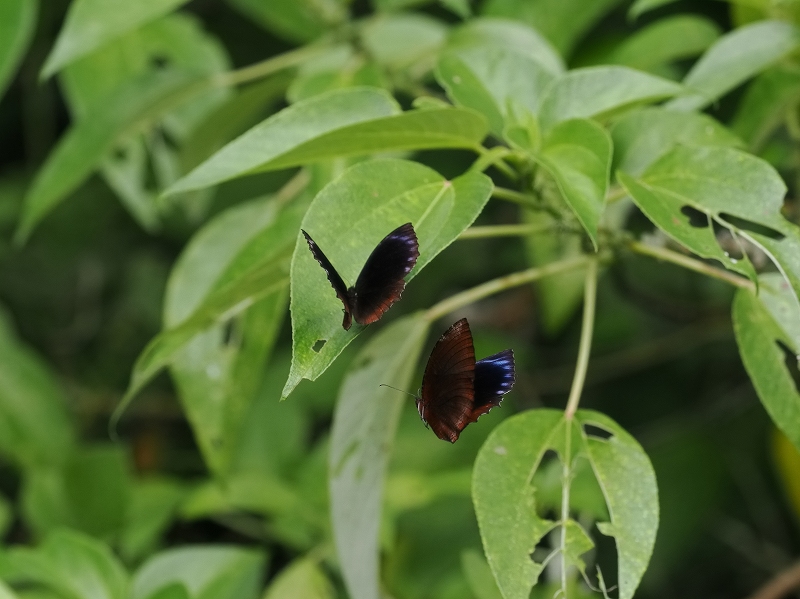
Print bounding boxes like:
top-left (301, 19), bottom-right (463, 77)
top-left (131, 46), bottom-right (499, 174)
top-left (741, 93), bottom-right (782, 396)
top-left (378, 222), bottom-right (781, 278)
top-left (302, 222), bottom-right (419, 330)
top-left (416, 318), bottom-right (515, 443)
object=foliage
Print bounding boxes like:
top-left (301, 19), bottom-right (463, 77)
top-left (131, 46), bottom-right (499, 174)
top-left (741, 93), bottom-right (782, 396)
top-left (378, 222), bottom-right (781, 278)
top-left (1, 0), bottom-right (800, 598)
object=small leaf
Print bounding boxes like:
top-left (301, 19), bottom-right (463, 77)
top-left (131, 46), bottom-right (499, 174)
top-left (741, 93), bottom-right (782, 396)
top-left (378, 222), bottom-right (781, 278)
top-left (262, 558), bottom-right (335, 599)
top-left (0, 0), bottom-right (37, 100)
top-left (436, 46), bottom-right (556, 137)
top-left (167, 87), bottom-right (488, 195)
top-left (41, 0), bottom-right (190, 78)
top-left (538, 66), bottom-right (683, 130)
top-left (284, 159), bottom-right (492, 399)
top-left (537, 118), bottom-right (612, 248)
top-left (329, 313), bottom-right (430, 599)
top-left (563, 520), bottom-right (595, 573)
top-left (666, 20), bottom-right (800, 112)
top-left (574, 410), bottom-right (659, 599)
top-left (130, 546), bottom-right (266, 599)
top-left (733, 274), bottom-right (800, 452)
top-left (612, 107), bottom-right (743, 177)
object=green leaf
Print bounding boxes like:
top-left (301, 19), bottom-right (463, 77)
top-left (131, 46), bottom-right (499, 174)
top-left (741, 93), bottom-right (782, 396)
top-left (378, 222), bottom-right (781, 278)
top-left (15, 69), bottom-right (200, 243)
top-left (131, 546), bottom-right (266, 599)
top-left (0, 0), bottom-right (36, 100)
top-left (460, 550), bottom-right (503, 599)
top-left (612, 108), bottom-right (743, 177)
top-left (167, 87), bottom-right (488, 196)
top-left (283, 159), bottom-right (492, 398)
top-left (538, 66), bottom-right (683, 131)
top-left (0, 529), bottom-right (128, 599)
top-left (225, 0), bottom-right (345, 43)
top-left (262, 558), bottom-right (335, 599)
top-left (731, 66), bottom-right (800, 151)
top-left (482, 0), bottom-right (623, 56)
top-left (733, 274), bottom-right (800, 451)
top-left (360, 13), bottom-right (447, 71)
top-left (144, 584), bottom-right (190, 599)
top-left (436, 47), bottom-right (556, 137)
top-left (574, 410), bottom-right (659, 599)
top-left (0, 319), bottom-right (74, 468)
top-left (666, 20), bottom-right (800, 112)
top-left (120, 479), bottom-right (185, 562)
top-left (447, 17), bottom-right (564, 76)
top-left (41, 0), bottom-right (190, 78)
top-left (536, 118), bottom-right (612, 249)
top-left (286, 47), bottom-right (387, 104)
top-left (628, 0), bottom-right (680, 19)
top-left (472, 409), bottom-right (563, 599)
top-left (329, 313), bottom-right (430, 599)
top-left (603, 15), bottom-right (721, 72)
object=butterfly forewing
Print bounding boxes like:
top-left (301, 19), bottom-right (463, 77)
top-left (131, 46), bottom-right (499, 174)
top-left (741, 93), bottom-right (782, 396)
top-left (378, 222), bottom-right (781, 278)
top-left (302, 229), bottom-right (355, 329)
top-left (352, 222), bottom-right (419, 326)
top-left (469, 349), bottom-right (515, 423)
top-left (419, 318), bottom-right (477, 443)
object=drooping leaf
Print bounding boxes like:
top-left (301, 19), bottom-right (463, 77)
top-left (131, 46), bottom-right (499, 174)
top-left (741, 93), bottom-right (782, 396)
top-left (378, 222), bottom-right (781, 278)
top-left (666, 20), bottom-right (800, 112)
top-left (733, 274), bottom-right (800, 452)
top-left (0, 0), bottom-right (37, 100)
top-left (167, 88), bottom-right (488, 195)
top-left (536, 118), bottom-right (612, 248)
top-left (283, 159), bottom-right (492, 399)
top-left (612, 108), bottom-right (743, 177)
top-left (538, 66), bottom-right (684, 130)
top-left (41, 0), bottom-right (191, 78)
top-left (329, 313), bottom-right (430, 599)
top-left (262, 558), bottom-right (335, 599)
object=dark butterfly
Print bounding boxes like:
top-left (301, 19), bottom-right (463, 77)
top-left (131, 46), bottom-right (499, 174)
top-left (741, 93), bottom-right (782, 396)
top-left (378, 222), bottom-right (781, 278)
top-left (416, 318), bottom-right (515, 443)
top-left (302, 222), bottom-right (419, 330)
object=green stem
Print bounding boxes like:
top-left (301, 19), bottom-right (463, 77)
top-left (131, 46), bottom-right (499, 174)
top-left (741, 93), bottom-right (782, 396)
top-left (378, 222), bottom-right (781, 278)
top-left (627, 240), bottom-right (755, 291)
top-left (212, 43), bottom-right (330, 88)
top-left (564, 259), bottom-right (598, 419)
top-left (605, 185), bottom-right (628, 204)
top-left (560, 419), bottom-right (573, 596)
top-left (492, 186), bottom-right (541, 208)
top-left (458, 223), bottom-right (555, 239)
top-left (425, 256), bottom-right (591, 322)
top-left (473, 146), bottom-right (518, 180)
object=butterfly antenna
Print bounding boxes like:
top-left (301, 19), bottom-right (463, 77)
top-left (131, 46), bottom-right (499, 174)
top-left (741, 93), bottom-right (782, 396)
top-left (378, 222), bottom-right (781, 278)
top-left (379, 383), bottom-right (417, 398)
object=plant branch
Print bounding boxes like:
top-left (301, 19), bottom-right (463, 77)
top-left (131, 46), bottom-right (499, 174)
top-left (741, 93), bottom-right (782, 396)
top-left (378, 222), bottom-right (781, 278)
top-left (744, 559), bottom-right (800, 599)
top-left (627, 240), bottom-right (755, 291)
top-left (560, 421), bottom-right (573, 597)
top-left (212, 43), bottom-right (330, 88)
top-left (564, 259), bottom-right (598, 419)
top-left (473, 147), bottom-right (518, 180)
top-left (458, 223), bottom-right (556, 239)
top-left (424, 256), bottom-right (591, 322)
top-left (492, 186), bottom-right (542, 208)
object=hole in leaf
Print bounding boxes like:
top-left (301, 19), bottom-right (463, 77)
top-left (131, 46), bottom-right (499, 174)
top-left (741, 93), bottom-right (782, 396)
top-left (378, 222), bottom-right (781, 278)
top-left (719, 213), bottom-right (785, 240)
top-left (777, 340), bottom-right (800, 394)
top-left (111, 146), bottom-right (127, 161)
top-left (150, 55), bottom-right (170, 69)
top-left (312, 339), bottom-right (326, 353)
top-left (582, 423), bottom-right (613, 441)
top-left (680, 206), bottom-right (708, 228)
top-left (222, 320), bottom-right (237, 346)
top-left (712, 223), bottom-right (745, 260)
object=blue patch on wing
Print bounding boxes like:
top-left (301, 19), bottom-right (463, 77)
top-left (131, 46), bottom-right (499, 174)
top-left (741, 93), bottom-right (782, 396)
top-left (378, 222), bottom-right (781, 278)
top-left (474, 349), bottom-right (515, 408)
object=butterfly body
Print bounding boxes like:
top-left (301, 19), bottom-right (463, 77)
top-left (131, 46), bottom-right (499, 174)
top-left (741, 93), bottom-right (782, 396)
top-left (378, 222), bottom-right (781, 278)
top-left (416, 318), bottom-right (515, 443)
top-left (302, 223), bottom-right (419, 330)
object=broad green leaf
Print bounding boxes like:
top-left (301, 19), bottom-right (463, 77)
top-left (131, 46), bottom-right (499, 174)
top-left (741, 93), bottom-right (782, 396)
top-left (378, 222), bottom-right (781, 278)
top-left (603, 15), bottom-right (721, 72)
top-left (262, 558), bottom-right (335, 599)
top-left (41, 0), bottom-right (190, 78)
top-left (612, 108), bottom-right (743, 177)
top-left (628, 0), bottom-right (680, 19)
top-left (447, 17), bottom-right (564, 75)
top-left (482, 0), bottom-right (623, 56)
top-left (574, 410), bottom-right (659, 599)
top-left (536, 118), bottom-right (612, 248)
top-left (329, 313), bottom-right (430, 599)
top-left (436, 47), bottom-right (556, 137)
top-left (225, 0), bottom-right (345, 43)
top-left (731, 66), bottom-right (800, 151)
top-left (120, 478), bottom-right (185, 562)
top-left (15, 69), bottom-right (200, 243)
top-left (0, 529), bottom-right (128, 599)
top-left (0, 0), bottom-right (36, 100)
top-left (0, 318), bottom-right (74, 468)
top-left (131, 546), bottom-right (265, 599)
top-left (734, 275), bottom-right (800, 451)
top-left (460, 550), bottom-right (502, 599)
top-left (472, 409), bottom-right (563, 599)
top-left (667, 20), bottom-right (800, 112)
top-left (167, 88), bottom-right (488, 195)
top-left (538, 66), bottom-right (683, 130)
top-left (283, 159), bottom-right (492, 398)
top-left (360, 13), bottom-right (447, 71)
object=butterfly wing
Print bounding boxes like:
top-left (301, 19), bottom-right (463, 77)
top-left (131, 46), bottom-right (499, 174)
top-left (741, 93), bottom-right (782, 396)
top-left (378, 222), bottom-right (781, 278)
top-left (469, 349), bottom-right (515, 423)
top-left (302, 229), bottom-right (354, 330)
top-left (419, 318), bottom-right (476, 443)
top-left (351, 223), bottom-right (419, 326)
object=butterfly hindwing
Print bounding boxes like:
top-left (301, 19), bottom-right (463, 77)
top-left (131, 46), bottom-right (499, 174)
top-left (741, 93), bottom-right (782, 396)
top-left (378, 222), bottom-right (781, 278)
top-left (352, 223), bottom-right (419, 326)
top-left (470, 349), bottom-right (515, 423)
top-left (302, 229), bottom-right (354, 330)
